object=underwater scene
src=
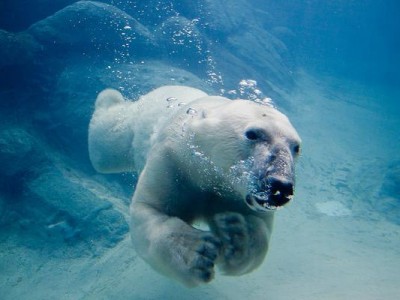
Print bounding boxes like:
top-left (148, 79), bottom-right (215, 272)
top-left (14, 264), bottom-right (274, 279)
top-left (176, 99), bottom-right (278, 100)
top-left (1, 0), bottom-right (399, 299)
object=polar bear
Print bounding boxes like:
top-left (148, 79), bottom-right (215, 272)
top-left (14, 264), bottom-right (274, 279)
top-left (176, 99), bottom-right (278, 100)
top-left (88, 86), bottom-right (301, 287)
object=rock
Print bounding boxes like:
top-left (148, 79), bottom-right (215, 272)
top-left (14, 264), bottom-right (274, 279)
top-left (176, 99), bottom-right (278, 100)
top-left (0, 0), bottom-right (76, 31)
top-left (155, 16), bottom-right (209, 69)
top-left (28, 1), bottom-right (157, 57)
top-left (226, 26), bottom-right (293, 87)
top-left (0, 127), bottom-right (41, 177)
top-left (271, 26), bottom-right (296, 45)
top-left (0, 30), bottom-right (41, 68)
top-left (0, 125), bottom-right (129, 255)
top-left (121, 0), bottom-right (178, 27)
top-left (23, 167), bottom-right (129, 253)
top-left (176, 0), bottom-right (254, 36)
top-left (164, 0), bottom-right (295, 92)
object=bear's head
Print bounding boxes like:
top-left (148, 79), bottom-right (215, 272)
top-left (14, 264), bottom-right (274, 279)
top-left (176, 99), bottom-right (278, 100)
top-left (186, 98), bottom-right (301, 212)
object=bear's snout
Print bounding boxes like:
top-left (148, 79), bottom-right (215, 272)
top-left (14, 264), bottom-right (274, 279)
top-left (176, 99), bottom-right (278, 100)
top-left (265, 176), bottom-right (294, 207)
top-left (245, 175), bottom-right (295, 212)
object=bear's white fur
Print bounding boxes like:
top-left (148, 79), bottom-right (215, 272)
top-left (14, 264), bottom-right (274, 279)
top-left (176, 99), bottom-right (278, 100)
top-left (88, 86), bottom-right (301, 287)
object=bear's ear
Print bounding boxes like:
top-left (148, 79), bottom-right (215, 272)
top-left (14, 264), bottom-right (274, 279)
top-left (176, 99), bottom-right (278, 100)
top-left (95, 89), bottom-right (124, 110)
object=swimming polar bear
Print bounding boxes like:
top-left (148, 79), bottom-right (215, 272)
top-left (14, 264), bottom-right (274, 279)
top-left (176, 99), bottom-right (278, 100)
top-left (88, 85), bottom-right (301, 287)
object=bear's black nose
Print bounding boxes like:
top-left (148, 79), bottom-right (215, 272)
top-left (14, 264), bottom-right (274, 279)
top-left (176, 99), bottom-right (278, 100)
top-left (266, 176), bottom-right (294, 207)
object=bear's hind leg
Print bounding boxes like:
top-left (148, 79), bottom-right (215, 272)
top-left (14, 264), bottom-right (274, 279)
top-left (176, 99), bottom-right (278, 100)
top-left (89, 89), bottom-right (137, 173)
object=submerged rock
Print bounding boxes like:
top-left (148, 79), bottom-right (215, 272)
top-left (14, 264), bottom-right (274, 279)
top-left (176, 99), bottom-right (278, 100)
top-left (156, 16), bottom-right (209, 69)
top-left (0, 124), bottom-right (129, 256)
top-left (0, 127), bottom-right (42, 178)
top-left (121, 0), bottom-right (178, 27)
top-left (24, 167), bottom-right (129, 252)
top-left (226, 26), bottom-right (294, 87)
top-left (0, 30), bottom-right (41, 68)
top-left (28, 1), bottom-right (157, 57)
top-left (176, 0), bottom-right (254, 36)
top-left (0, 0), bottom-right (76, 31)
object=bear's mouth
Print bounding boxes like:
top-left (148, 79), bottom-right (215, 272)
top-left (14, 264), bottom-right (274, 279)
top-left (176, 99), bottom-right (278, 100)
top-left (244, 174), bottom-right (295, 212)
top-left (245, 190), bottom-right (293, 212)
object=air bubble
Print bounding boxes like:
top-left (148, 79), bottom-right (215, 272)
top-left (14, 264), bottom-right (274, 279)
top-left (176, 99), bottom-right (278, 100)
top-left (166, 97), bottom-right (178, 102)
top-left (194, 151), bottom-right (203, 157)
top-left (239, 79), bottom-right (257, 88)
top-left (186, 108), bottom-right (197, 116)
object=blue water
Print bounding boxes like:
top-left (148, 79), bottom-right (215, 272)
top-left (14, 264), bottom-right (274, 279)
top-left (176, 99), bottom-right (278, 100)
top-left (1, 1), bottom-right (399, 299)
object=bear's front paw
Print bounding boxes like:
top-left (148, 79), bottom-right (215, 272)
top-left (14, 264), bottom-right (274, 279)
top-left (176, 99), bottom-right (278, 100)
top-left (212, 212), bottom-right (250, 274)
top-left (189, 233), bottom-right (222, 283)
top-left (167, 230), bottom-right (221, 286)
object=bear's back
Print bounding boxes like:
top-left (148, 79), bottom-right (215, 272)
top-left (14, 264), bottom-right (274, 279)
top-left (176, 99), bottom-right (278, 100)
top-left (132, 86), bottom-right (209, 171)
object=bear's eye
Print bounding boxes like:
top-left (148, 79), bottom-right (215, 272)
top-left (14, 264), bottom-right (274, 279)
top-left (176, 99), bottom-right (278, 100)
top-left (293, 144), bottom-right (301, 155)
top-left (245, 129), bottom-right (261, 141)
